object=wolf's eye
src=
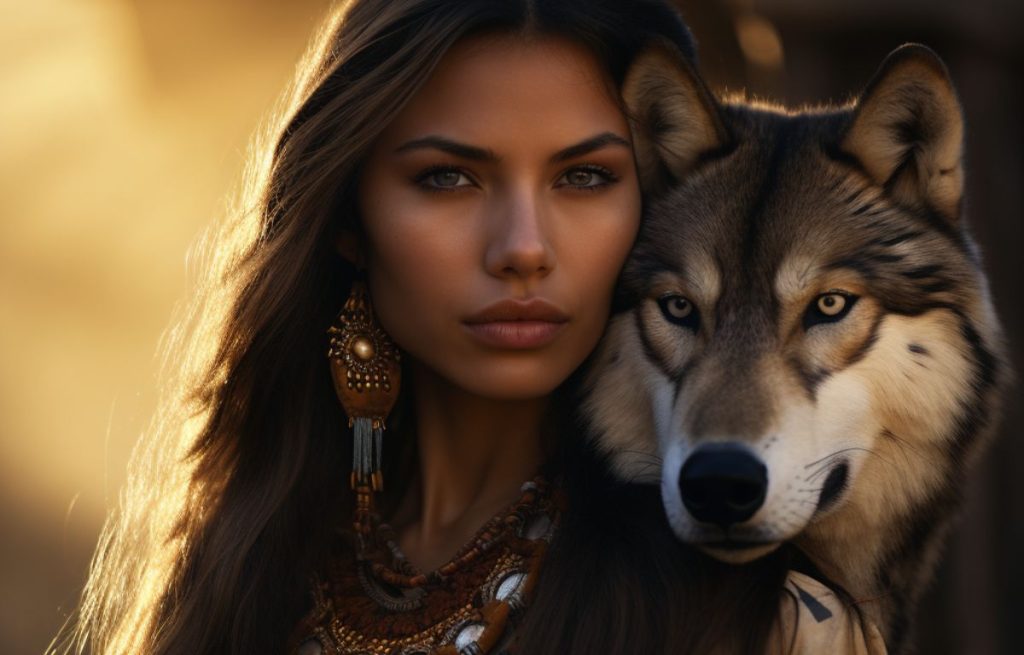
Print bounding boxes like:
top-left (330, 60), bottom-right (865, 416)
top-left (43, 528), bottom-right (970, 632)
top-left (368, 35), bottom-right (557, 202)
top-left (658, 294), bottom-right (700, 330)
top-left (818, 294), bottom-right (846, 316)
top-left (804, 291), bottom-right (858, 329)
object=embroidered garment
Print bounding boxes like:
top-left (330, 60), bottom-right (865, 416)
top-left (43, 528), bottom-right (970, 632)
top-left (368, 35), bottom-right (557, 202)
top-left (771, 571), bottom-right (888, 655)
top-left (290, 479), bottom-right (563, 655)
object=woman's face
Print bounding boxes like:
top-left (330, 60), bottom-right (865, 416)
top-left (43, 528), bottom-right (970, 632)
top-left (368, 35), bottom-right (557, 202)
top-left (355, 33), bottom-right (641, 400)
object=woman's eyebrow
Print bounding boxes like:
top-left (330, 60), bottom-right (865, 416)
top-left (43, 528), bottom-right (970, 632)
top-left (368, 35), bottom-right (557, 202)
top-left (393, 131), bottom-right (631, 162)
top-left (394, 136), bottom-right (497, 161)
top-left (550, 132), bottom-right (632, 162)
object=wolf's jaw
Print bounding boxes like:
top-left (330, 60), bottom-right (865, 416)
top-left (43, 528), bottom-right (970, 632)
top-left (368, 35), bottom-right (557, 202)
top-left (699, 541), bottom-right (781, 564)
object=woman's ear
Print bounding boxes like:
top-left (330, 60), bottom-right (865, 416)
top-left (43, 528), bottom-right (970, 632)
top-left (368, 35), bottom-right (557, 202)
top-left (335, 228), bottom-right (366, 269)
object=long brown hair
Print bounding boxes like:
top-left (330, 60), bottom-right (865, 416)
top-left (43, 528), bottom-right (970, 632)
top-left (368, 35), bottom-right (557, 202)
top-left (54, 1), bottom-right (792, 653)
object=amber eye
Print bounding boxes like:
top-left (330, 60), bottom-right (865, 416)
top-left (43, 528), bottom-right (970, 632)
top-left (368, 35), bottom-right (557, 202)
top-left (817, 293), bottom-right (847, 316)
top-left (804, 291), bottom-right (858, 329)
top-left (657, 294), bottom-right (700, 331)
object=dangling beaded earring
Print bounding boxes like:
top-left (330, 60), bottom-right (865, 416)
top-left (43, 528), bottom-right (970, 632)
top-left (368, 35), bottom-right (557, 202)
top-left (327, 279), bottom-right (401, 539)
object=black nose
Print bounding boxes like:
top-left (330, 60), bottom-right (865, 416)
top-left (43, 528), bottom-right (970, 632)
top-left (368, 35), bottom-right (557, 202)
top-left (678, 445), bottom-right (768, 527)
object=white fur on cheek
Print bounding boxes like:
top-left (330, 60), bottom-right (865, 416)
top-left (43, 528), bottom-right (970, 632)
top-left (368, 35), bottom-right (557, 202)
top-left (660, 440), bottom-right (690, 541)
top-left (582, 314), bottom-right (663, 483)
top-left (828, 311), bottom-right (973, 527)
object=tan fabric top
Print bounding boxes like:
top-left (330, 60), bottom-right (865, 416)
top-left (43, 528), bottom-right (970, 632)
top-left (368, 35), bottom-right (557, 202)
top-left (771, 571), bottom-right (888, 655)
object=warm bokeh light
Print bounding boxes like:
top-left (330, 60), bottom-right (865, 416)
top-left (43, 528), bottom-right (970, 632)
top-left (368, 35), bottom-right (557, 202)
top-left (0, 1), bottom-right (332, 650)
top-left (735, 13), bottom-right (785, 71)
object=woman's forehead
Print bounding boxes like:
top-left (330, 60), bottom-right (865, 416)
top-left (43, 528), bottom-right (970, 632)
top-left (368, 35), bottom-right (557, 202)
top-left (373, 32), bottom-right (629, 155)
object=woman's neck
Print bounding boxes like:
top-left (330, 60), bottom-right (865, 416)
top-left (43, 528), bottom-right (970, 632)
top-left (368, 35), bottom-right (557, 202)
top-left (393, 361), bottom-right (547, 569)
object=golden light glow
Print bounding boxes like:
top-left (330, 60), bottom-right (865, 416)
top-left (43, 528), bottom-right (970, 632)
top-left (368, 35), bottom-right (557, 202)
top-left (735, 13), bottom-right (785, 71)
top-left (0, 2), bottom-right (331, 651)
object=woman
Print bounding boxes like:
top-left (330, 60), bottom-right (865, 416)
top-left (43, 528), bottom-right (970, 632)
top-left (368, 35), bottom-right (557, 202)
top-left (58, 1), bottom-right (874, 653)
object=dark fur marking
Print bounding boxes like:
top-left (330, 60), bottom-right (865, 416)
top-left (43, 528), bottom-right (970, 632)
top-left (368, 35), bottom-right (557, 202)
top-left (844, 313), bottom-right (884, 368)
top-left (633, 307), bottom-right (681, 381)
top-left (901, 263), bottom-right (943, 279)
top-left (673, 361), bottom-right (696, 401)
top-left (739, 119), bottom-right (799, 269)
top-left (945, 314), bottom-right (1000, 461)
top-left (850, 203), bottom-right (878, 217)
top-left (867, 252), bottom-right (905, 264)
top-left (884, 300), bottom-right (960, 318)
top-left (918, 279), bottom-right (953, 294)
top-left (914, 202), bottom-right (962, 243)
top-left (875, 230), bottom-right (924, 248)
top-left (826, 257), bottom-right (877, 278)
top-left (787, 356), bottom-right (829, 400)
top-left (694, 140), bottom-right (738, 167)
top-left (842, 189), bottom-right (864, 205)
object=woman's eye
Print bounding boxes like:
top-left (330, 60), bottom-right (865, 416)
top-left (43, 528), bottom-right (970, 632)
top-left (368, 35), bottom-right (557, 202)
top-left (657, 294), bottom-right (700, 331)
top-left (557, 165), bottom-right (616, 190)
top-left (416, 167), bottom-right (473, 191)
top-left (804, 291), bottom-right (859, 329)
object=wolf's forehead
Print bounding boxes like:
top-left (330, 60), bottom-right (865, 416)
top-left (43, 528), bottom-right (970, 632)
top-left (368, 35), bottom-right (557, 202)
top-left (647, 253), bottom-right (722, 305)
top-left (644, 151), bottom-right (855, 267)
top-left (773, 255), bottom-right (828, 305)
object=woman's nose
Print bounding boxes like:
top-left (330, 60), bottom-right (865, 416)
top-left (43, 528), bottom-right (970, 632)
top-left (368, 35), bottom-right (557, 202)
top-left (483, 189), bottom-right (555, 280)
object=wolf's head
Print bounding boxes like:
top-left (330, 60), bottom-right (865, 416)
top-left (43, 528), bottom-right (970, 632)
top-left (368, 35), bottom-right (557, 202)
top-left (585, 43), bottom-right (1006, 596)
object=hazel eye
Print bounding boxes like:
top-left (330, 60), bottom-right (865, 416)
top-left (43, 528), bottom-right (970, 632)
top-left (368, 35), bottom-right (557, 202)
top-left (431, 170), bottom-right (465, 187)
top-left (566, 169), bottom-right (595, 186)
top-left (804, 291), bottom-right (858, 329)
top-left (415, 166), bottom-right (473, 191)
top-left (657, 294), bottom-right (700, 330)
top-left (556, 165), bottom-right (617, 190)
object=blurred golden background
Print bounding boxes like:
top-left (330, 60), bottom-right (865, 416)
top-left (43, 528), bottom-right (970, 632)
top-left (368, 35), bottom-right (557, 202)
top-left (1, 1), bottom-right (1019, 653)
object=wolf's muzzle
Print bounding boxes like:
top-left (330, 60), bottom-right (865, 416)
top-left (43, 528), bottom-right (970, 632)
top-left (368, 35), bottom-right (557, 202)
top-left (678, 444), bottom-right (768, 527)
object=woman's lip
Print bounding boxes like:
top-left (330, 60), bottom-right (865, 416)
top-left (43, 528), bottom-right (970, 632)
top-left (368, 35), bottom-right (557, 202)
top-left (462, 321), bottom-right (566, 349)
top-left (463, 298), bottom-right (570, 324)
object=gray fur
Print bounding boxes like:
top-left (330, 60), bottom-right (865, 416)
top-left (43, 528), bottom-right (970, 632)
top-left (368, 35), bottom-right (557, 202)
top-left (586, 44), bottom-right (1008, 653)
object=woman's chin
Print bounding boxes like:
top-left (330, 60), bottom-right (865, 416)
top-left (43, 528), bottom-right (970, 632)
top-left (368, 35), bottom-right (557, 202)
top-left (454, 371), bottom-right (569, 402)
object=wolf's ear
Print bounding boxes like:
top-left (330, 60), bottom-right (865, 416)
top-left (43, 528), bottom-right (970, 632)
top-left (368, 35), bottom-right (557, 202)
top-left (841, 44), bottom-right (964, 223)
top-left (623, 42), bottom-right (729, 195)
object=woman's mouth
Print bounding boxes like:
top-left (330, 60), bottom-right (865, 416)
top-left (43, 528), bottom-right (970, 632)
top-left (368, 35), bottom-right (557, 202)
top-left (463, 299), bottom-right (569, 349)
top-left (463, 321), bottom-right (567, 349)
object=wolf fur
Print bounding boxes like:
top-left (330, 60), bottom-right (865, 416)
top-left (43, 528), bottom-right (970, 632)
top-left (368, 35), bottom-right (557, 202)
top-left (584, 44), bottom-right (1008, 653)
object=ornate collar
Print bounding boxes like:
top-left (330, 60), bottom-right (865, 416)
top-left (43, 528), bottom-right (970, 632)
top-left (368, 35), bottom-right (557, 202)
top-left (291, 476), bottom-right (562, 655)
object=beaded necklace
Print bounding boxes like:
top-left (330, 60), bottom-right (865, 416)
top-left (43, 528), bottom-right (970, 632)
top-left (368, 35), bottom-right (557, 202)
top-left (290, 476), bottom-right (562, 655)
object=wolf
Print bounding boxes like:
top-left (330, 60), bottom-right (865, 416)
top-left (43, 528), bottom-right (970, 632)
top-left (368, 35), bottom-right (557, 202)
top-left (584, 43), bottom-right (1008, 653)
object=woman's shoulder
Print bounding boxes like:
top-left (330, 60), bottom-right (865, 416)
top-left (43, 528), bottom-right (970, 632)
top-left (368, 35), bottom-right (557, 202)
top-left (772, 570), bottom-right (888, 655)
